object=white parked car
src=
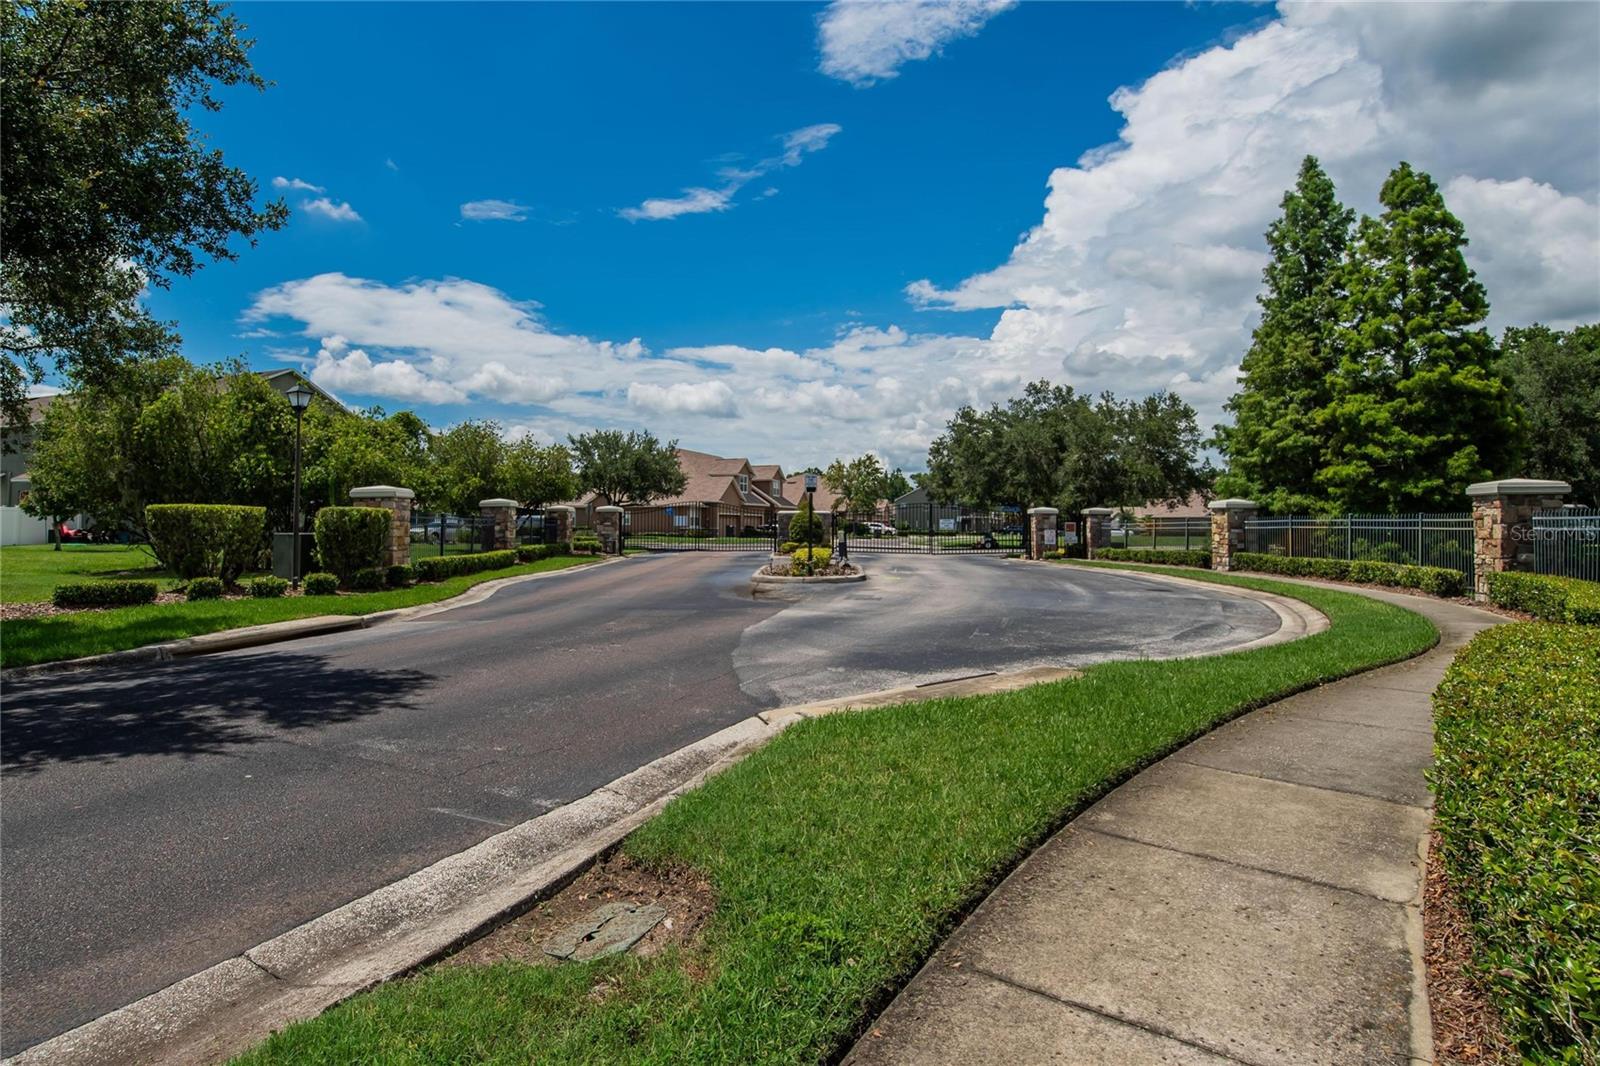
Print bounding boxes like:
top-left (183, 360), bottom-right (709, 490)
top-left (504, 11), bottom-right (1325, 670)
top-left (866, 522), bottom-right (896, 536)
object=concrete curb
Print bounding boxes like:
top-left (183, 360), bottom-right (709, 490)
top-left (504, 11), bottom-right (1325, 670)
top-left (750, 566), bottom-right (868, 586)
top-left (1, 556), bottom-right (621, 682)
top-left (6, 664), bottom-right (1085, 1066)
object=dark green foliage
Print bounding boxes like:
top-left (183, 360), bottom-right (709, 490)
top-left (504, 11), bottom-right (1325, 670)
top-left (1498, 324), bottom-right (1600, 504)
top-left (1487, 572), bottom-right (1600, 624)
top-left (571, 533), bottom-right (602, 555)
top-left (145, 503), bottom-right (265, 581)
top-left (1320, 163), bottom-right (1517, 512)
top-left (385, 564), bottom-right (415, 588)
top-left (567, 429), bottom-right (687, 508)
top-left (349, 568), bottom-right (385, 592)
top-left (249, 576), bottom-right (289, 599)
top-left (1431, 624), bottom-right (1599, 1061)
top-left (302, 572), bottom-right (339, 596)
top-left (1232, 552), bottom-right (1464, 596)
top-left (515, 544), bottom-right (554, 564)
top-left (788, 499), bottom-right (825, 545)
top-left (313, 507), bottom-right (388, 581)
top-left (411, 549), bottom-right (518, 582)
top-left (1093, 548), bottom-right (1210, 568)
top-left (185, 577), bottom-right (223, 601)
top-left (52, 580), bottom-right (159, 608)
top-left (1216, 157), bottom-right (1352, 513)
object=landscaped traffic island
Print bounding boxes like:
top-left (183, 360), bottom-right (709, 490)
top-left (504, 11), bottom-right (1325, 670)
top-left (752, 546), bottom-right (864, 586)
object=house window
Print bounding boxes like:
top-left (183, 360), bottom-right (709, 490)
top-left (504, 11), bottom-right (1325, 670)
top-left (737, 474), bottom-right (749, 494)
top-left (772, 479), bottom-right (781, 494)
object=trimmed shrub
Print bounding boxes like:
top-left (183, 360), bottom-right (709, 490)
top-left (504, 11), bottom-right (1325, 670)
top-left (778, 540), bottom-right (800, 554)
top-left (249, 576), bottom-right (290, 599)
top-left (185, 577), bottom-right (224, 601)
top-left (314, 507), bottom-right (389, 581)
top-left (52, 580), bottom-right (159, 608)
top-left (1232, 552), bottom-right (1464, 597)
top-left (790, 546), bottom-right (833, 576)
top-left (1430, 623), bottom-right (1599, 1061)
top-left (788, 500), bottom-right (825, 546)
top-left (349, 567), bottom-right (385, 592)
top-left (386, 564), bottom-right (415, 588)
top-left (303, 572), bottom-right (339, 596)
top-left (412, 549), bottom-right (519, 582)
top-left (515, 544), bottom-right (552, 564)
top-left (1487, 571), bottom-right (1600, 624)
top-left (145, 504), bottom-right (266, 582)
top-left (1093, 547), bottom-right (1210, 568)
top-left (572, 533), bottom-right (602, 555)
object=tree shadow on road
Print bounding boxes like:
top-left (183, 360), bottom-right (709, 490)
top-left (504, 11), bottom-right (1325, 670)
top-left (1, 653), bottom-right (434, 773)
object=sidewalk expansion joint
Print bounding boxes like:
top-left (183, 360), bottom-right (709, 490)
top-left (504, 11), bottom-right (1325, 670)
top-left (1079, 826), bottom-right (1410, 905)
top-left (968, 964), bottom-right (1270, 1066)
top-left (1169, 755), bottom-right (1433, 809)
top-left (241, 954), bottom-right (285, 983)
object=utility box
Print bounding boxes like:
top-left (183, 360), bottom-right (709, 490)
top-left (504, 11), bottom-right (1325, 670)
top-left (272, 532), bottom-right (317, 579)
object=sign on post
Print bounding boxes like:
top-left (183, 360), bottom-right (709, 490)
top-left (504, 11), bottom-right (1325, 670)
top-left (803, 473), bottom-right (818, 492)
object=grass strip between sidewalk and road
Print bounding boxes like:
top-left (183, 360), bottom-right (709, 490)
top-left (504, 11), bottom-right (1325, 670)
top-left (0, 555), bottom-right (599, 669)
top-left (235, 565), bottom-right (1437, 1066)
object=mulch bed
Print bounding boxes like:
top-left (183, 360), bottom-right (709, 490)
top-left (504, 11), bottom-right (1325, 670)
top-left (0, 586), bottom-right (305, 621)
top-left (759, 562), bottom-right (863, 577)
top-left (1424, 830), bottom-right (1514, 1065)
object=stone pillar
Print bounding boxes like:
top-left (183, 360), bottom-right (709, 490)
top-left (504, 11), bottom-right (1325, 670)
top-left (594, 505), bottom-right (624, 555)
top-left (1208, 498), bottom-right (1257, 572)
top-left (545, 505), bottom-right (575, 552)
top-left (479, 498), bottom-right (518, 551)
top-left (350, 485), bottom-right (415, 568)
top-left (777, 510), bottom-right (798, 549)
top-left (1465, 478), bottom-right (1570, 601)
top-left (1082, 507), bottom-right (1114, 559)
top-left (1027, 507), bottom-right (1059, 560)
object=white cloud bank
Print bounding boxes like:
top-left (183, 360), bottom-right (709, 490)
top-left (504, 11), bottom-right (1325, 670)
top-left (247, 2), bottom-right (1598, 469)
top-left (620, 123), bottom-right (841, 221)
top-left (817, 0), bottom-right (1016, 86)
top-left (272, 176), bottom-right (324, 193)
top-left (460, 199), bottom-right (531, 222)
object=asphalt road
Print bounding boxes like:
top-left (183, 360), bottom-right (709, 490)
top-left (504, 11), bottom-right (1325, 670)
top-left (0, 553), bottom-right (1279, 1054)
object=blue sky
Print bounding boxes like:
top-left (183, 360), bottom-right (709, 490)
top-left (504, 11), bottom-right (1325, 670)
top-left (143, 1), bottom-right (1599, 470)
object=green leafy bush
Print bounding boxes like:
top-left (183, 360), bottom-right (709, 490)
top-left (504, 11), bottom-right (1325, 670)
top-left (249, 576), bottom-right (290, 599)
top-left (302, 572), bottom-right (339, 596)
top-left (1487, 572), bottom-right (1600, 625)
top-left (313, 507), bottom-right (389, 581)
top-left (516, 544), bottom-right (553, 564)
top-left (1094, 547), bottom-right (1210, 568)
top-left (145, 504), bottom-right (266, 582)
top-left (1233, 552), bottom-right (1464, 596)
top-left (349, 567), bottom-right (385, 592)
top-left (412, 549), bottom-right (519, 582)
top-left (789, 546), bottom-right (833, 576)
top-left (788, 500), bottom-right (825, 546)
top-left (386, 564), bottom-right (415, 588)
top-left (52, 580), bottom-right (159, 608)
top-left (1430, 623), bottom-right (1599, 1062)
top-left (778, 540), bottom-right (800, 554)
top-left (185, 577), bottom-right (224, 601)
top-left (571, 533), bottom-right (602, 555)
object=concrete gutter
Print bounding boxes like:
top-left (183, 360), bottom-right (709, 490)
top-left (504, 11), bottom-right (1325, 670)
top-left (2, 556), bottom-right (621, 682)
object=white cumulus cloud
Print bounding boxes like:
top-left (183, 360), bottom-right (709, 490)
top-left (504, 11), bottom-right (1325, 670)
top-left (628, 381), bottom-right (739, 417)
top-left (817, 0), bottom-right (1016, 87)
top-left (299, 197), bottom-right (363, 223)
top-left (272, 176), bottom-right (324, 193)
top-left (460, 199), bottom-right (531, 222)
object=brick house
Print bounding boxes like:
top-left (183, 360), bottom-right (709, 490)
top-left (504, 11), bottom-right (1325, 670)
top-left (561, 448), bottom-right (796, 533)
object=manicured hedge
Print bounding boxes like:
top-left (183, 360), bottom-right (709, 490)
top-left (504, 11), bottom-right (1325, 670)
top-left (572, 533), bottom-right (602, 555)
top-left (1232, 552), bottom-right (1465, 597)
top-left (52, 580), bottom-right (159, 608)
top-left (1487, 572), bottom-right (1600, 625)
top-left (185, 577), bottom-right (224, 601)
top-left (250, 576), bottom-right (290, 598)
top-left (515, 544), bottom-right (556, 564)
top-left (1094, 547), bottom-right (1210, 568)
top-left (145, 504), bottom-right (266, 582)
top-left (412, 549), bottom-right (519, 582)
top-left (349, 567), bottom-right (385, 592)
top-left (386, 564), bottom-right (415, 588)
top-left (314, 507), bottom-right (389, 581)
top-left (790, 546), bottom-right (833, 575)
top-left (303, 572), bottom-right (339, 596)
top-left (1430, 623), bottom-right (1599, 1062)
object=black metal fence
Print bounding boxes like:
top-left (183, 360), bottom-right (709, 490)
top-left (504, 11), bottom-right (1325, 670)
top-left (1533, 507), bottom-right (1600, 582)
top-left (1109, 516), bottom-right (1210, 552)
top-left (840, 504), bottom-right (1023, 555)
top-left (624, 503), bottom-right (777, 552)
top-left (409, 512), bottom-right (497, 559)
top-left (1245, 513), bottom-right (1475, 581)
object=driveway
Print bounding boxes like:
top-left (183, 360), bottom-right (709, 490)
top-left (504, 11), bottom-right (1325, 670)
top-left (0, 553), bottom-right (1279, 1055)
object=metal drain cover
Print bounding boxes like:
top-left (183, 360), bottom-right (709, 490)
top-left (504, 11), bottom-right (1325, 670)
top-left (541, 902), bottom-right (668, 962)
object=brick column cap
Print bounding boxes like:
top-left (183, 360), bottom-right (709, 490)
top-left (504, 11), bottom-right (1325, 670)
top-left (777, 509), bottom-right (798, 518)
top-left (1207, 498), bottom-right (1257, 511)
top-left (545, 504), bottom-right (576, 514)
top-left (1082, 507), bottom-right (1115, 516)
top-left (595, 505), bottom-right (624, 515)
top-left (478, 498), bottom-right (518, 509)
top-left (1464, 478), bottom-right (1570, 498)
top-left (351, 485), bottom-right (414, 500)
top-left (1026, 506), bottom-right (1059, 515)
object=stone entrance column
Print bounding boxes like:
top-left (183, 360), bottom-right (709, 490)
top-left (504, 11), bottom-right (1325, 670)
top-left (1208, 498), bottom-right (1257, 572)
top-left (545, 505), bottom-right (576, 552)
top-left (350, 485), bottom-right (415, 568)
top-left (479, 498), bottom-right (518, 551)
top-left (777, 510), bottom-right (798, 552)
top-left (1082, 507), bottom-right (1113, 560)
top-left (1465, 478), bottom-right (1570, 601)
top-left (594, 505), bottom-right (624, 555)
top-left (1027, 507), bottom-right (1059, 560)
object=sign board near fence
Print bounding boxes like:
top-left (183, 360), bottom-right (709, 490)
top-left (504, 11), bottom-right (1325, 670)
top-left (1043, 528), bottom-right (1057, 546)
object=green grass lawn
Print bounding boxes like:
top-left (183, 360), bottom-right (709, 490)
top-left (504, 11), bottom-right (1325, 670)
top-left (1, 555), bottom-right (599, 669)
top-left (0, 544), bottom-right (174, 604)
top-left (235, 566), bottom-right (1436, 1066)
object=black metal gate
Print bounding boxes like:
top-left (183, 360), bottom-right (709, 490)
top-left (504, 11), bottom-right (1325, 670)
top-left (839, 504), bottom-right (1024, 555)
top-left (624, 503), bottom-right (778, 552)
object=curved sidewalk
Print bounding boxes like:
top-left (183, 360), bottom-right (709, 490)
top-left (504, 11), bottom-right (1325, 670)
top-left (846, 581), bottom-right (1501, 1066)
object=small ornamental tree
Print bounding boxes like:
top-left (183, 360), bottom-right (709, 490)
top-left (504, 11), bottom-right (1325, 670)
top-left (145, 503), bottom-right (265, 582)
top-left (789, 497), bottom-right (825, 546)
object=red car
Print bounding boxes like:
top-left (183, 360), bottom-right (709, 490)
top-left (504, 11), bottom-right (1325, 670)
top-left (56, 522), bottom-right (91, 544)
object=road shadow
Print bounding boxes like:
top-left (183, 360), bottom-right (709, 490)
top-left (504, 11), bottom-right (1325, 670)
top-left (1, 653), bottom-right (433, 773)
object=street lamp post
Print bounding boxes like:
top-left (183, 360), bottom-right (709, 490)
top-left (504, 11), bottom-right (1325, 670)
top-left (803, 472), bottom-right (818, 567)
top-left (286, 383), bottom-right (313, 586)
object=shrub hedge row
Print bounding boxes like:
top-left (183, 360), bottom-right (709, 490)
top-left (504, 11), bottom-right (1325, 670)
top-left (1093, 547), bottom-right (1210, 568)
top-left (1430, 623), bottom-right (1599, 1062)
top-left (1487, 572), bottom-right (1600, 625)
top-left (145, 504), bottom-right (265, 582)
top-left (250, 576), bottom-right (290, 598)
top-left (386, 564), bottom-right (415, 588)
top-left (1232, 552), bottom-right (1466, 597)
top-left (412, 549), bottom-right (519, 582)
top-left (52, 580), bottom-right (159, 608)
top-left (185, 577), bottom-right (224, 601)
top-left (349, 568), bottom-right (385, 592)
top-left (303, 572), bottom-right (339, 596)
top-left (516, 543), bottom-right (559, 564)
top-left (572, 533), bottom-right (602, 554)
top-left (314, 507), bottom-right (389, 581)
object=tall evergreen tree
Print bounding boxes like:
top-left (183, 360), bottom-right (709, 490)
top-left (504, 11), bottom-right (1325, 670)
top-left (1216, 156), bottom-right (1352, 513)
top-left (1498, 323), bottom-right (1600, 504)
top-left (1320, 162), bottom-right (1517, 512)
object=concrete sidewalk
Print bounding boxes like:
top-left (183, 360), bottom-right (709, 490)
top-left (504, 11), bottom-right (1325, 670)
top-left (846, 583), bottom-right (1502, 1066)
